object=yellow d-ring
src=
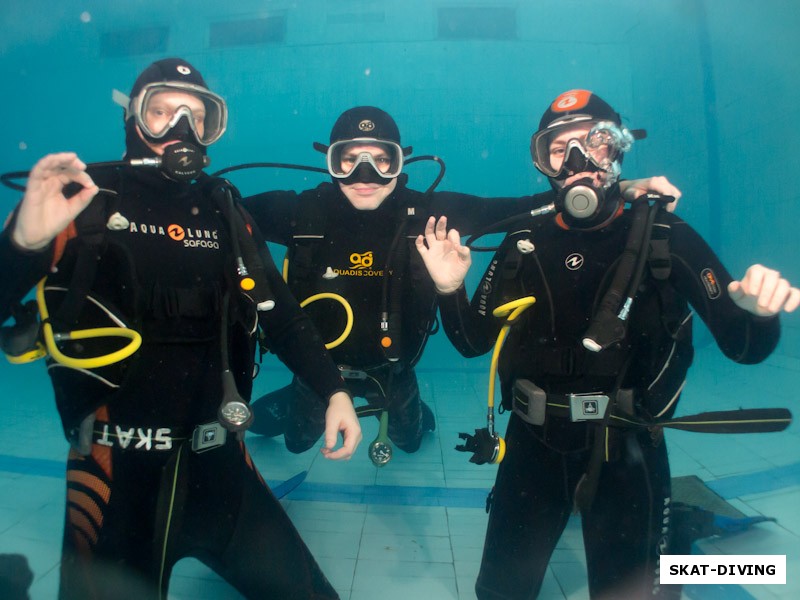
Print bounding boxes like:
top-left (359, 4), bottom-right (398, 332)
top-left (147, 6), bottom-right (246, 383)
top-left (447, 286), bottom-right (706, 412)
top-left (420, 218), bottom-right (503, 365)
top-left (299, 293), bottom-right (354, 350)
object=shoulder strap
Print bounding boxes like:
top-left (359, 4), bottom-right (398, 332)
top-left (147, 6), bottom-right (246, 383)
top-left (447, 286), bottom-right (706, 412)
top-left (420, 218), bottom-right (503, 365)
top-left (647, 213), bottom-right (689, 340)
top-left (51, 178), bottom-right (119, 268)
top-left (648, 211), bottom-right (672, 281)
top-left (287, 189), bottom-right (329, 285)
top-left (51, 188), bottom-right (117, 325)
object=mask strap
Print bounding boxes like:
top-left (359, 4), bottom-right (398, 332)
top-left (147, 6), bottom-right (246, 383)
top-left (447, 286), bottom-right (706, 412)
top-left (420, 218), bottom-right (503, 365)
top-left (112, 89), bottom-right (132, 120)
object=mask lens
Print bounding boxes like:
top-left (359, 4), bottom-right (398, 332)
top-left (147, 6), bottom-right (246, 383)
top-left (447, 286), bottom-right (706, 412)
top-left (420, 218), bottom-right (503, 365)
top-left (586, 121), bottom-right (631, 162)
top-left (327, 139), bottom-right (403, 179)
top-left (134, 83), bottom-right (227, 146)
top-left (533, 120), bottom-right (631, 180)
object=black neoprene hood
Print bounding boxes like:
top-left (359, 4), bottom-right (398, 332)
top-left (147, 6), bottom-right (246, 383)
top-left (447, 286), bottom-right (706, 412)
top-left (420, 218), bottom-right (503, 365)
top-left (129, 58), bottom-right (209, 99)
top-left (329, 106), bottom-right (402, 145)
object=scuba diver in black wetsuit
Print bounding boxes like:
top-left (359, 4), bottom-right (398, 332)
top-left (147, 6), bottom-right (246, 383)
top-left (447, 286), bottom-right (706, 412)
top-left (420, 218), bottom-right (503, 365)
top-left (0, 58), bottom-right (361, 600)
top-left (243, 105), bottom-right (681, 465)
top-left (416, 89), bottom-right (800, 599)
top-left (243, 107), bottom-right (440, 462)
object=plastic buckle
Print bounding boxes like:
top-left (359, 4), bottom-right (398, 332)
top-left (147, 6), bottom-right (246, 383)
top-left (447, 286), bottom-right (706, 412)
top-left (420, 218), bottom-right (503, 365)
top-left (568, 394), bottom-right (609, 422)
top-left (339, 367), bottom-right (368, 380)
top-left (191, 422), bottom-right (227, 453)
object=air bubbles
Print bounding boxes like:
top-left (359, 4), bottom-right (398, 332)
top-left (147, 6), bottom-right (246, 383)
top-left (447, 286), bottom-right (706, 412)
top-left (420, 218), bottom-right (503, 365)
top-left (364, 68), bottom-right (371, 77)
top-left (80, 12), bottom-right (92, 23)
top-left (480, 149), bottom-right (489, 159)
top-left (18, 142), bottom-right (28, 151)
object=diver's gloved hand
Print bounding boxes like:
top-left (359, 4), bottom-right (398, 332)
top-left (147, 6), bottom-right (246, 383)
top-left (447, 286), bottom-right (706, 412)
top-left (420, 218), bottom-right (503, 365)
top-left (455, 428), bottom-right (501, 465)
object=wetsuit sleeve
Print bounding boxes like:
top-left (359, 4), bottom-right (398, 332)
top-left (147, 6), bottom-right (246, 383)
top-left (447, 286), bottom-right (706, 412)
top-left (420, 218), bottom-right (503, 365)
top-left (239, 190), bottom-right (299, 245)
top-left (0, 214), bottom-right (55, 323)
top-left (427, 190), bottom-right (554, 236)
top-left (667, 214), bottom-right (780, 363)
top-left (243, 213), bottom-right (347, 403)
top-left (437, 240), bottom-right (519, 358)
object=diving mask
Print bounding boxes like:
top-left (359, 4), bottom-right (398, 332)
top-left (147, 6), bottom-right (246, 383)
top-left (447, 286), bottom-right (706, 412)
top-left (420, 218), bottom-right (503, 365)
top-left (326, 138), bottom-right (404, 180)
top-left (532, 120), bottom-right (633, 183)
top-left (116, 81), bottom-right (228, 146)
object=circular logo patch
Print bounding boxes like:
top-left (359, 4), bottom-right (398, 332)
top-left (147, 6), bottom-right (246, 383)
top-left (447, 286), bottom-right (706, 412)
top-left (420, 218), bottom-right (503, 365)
top-left (551, 89), bottom-right (592, 113)
top-left (168, 224), bottom-right (185, 241)
top-left (358, 119), bottom-right (375, 132)
top-left (556, 95), bottom-right (578, 110)
top-left (177, 65), bottom-right (192, 75)
top-left (565, 253), bottom-right (584, 270)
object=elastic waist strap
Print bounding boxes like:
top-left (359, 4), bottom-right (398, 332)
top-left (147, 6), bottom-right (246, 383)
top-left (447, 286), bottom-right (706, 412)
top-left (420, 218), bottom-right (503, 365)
top-left (512, 380), bottom-right (636, 427)
top-left (91, 420), bottom-right (227, 453)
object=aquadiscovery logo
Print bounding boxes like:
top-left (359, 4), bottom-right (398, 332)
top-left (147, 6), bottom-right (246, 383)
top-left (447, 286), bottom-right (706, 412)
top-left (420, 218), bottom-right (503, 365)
top-left (331, 251), bottom-right (385, 277)
top-left (127, 221), bottom-right (221, 249)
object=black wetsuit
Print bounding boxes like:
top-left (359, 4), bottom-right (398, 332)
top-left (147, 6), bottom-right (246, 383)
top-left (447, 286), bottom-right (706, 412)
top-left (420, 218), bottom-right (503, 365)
top-left (242, 179), bottom-right (545, 453)
top-left (0, 168), bottom-right (346, 599)
top-left (436, 193), bottom-right (780, 600)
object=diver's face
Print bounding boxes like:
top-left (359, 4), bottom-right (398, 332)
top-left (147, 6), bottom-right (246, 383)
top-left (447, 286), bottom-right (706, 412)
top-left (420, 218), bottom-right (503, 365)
top-left (548, 124), bottom-right (611, 188)
top-left (136, 91), bottom-right (207, 156)
top-left (338, 143), bottom-right (395, 175)
top-left (337, 144), bottom-right (398, 210)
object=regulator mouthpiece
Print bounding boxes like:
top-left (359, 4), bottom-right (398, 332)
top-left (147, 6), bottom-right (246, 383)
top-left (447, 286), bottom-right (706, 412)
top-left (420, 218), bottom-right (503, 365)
top-left (130, 141), bottom-right (209, 181)
top-left (455, 428), bottom-right (505, 465)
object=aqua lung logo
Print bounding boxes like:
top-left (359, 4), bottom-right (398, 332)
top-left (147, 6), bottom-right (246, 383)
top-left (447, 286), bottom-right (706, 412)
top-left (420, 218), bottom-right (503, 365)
top-left (176, 65), bottom-right (192, 75)
top-left (565, 253), bottom-right (584, 270)
top-left (551, 90), bottom-right (592, 113)
top-left (652, 496), bottom-right (672, 595)
top-left (127, 221), bottom-right (220, 249)
top-left (358, 119), bottom-right (375, 132)
top-left (478, 259), bottom-right (499, 316)
top-left (556, 94), bottom-right (579, 110)
top-left (168, 224), bottom-right (185, 240)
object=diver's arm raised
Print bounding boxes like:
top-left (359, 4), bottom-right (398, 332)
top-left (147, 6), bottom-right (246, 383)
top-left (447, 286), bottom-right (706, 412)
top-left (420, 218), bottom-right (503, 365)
top-left (415, 215), bottom-right (471, 294)
top-left (11, 153), bottom-right (99, 251)
top-left (416, 215), bottom-right (499, 357)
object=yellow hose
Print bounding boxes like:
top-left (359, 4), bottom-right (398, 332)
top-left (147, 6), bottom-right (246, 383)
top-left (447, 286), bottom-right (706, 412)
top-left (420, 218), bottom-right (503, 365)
top-left (299, 293), bottom-right (354, 350)
top-left (36, 279), bottom-right (142, 369)
top-left (284, 257), bottom-right (354, 350)
top-left (488, 297), bottom-right (537, 410)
